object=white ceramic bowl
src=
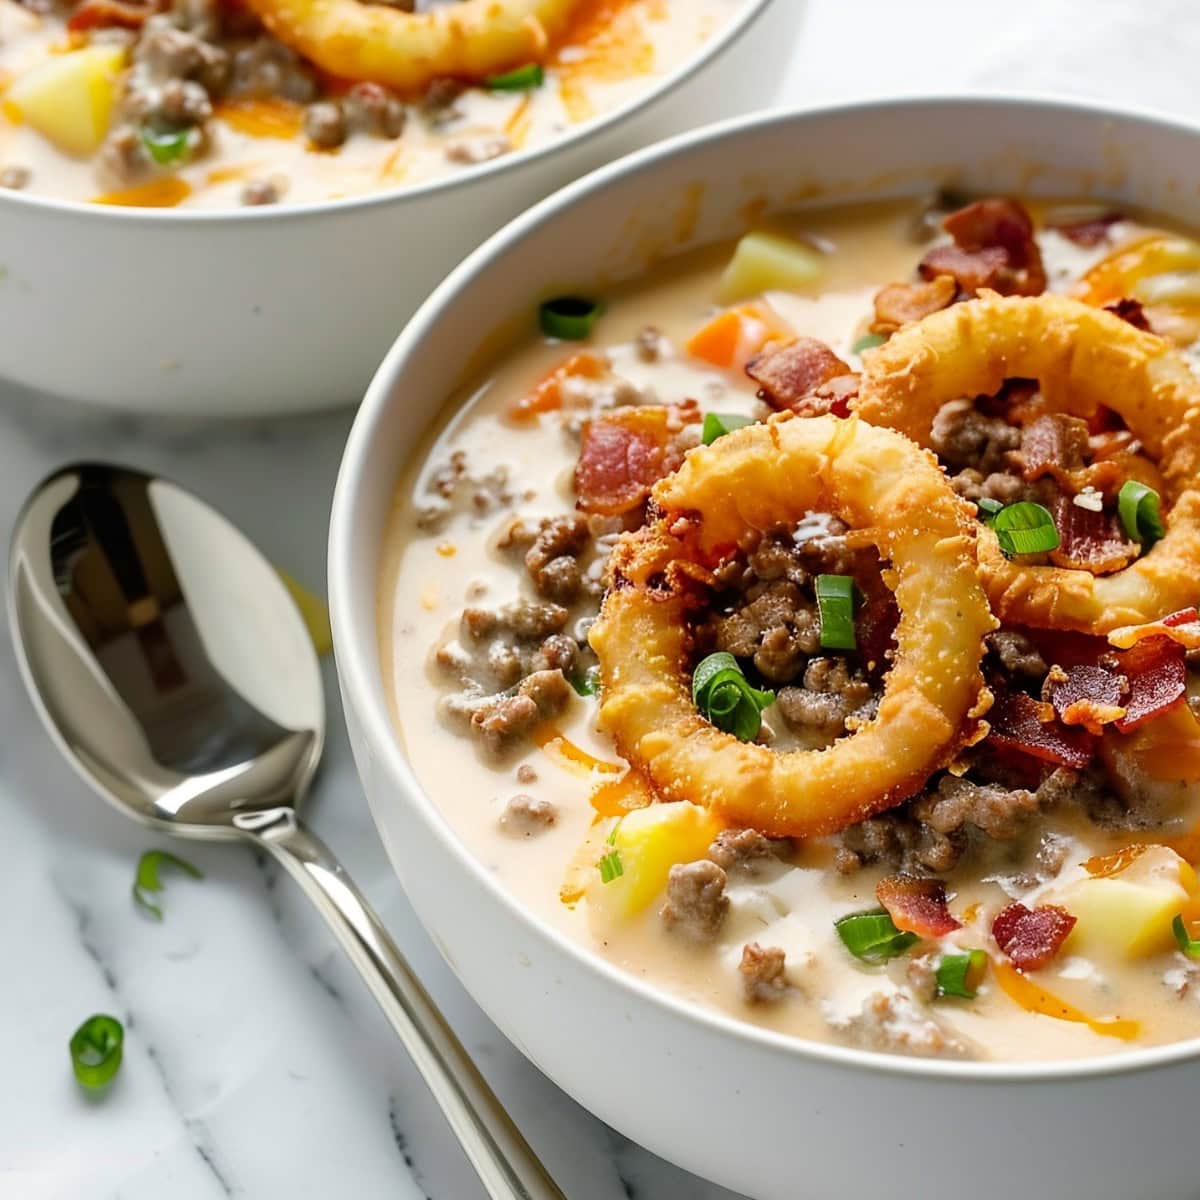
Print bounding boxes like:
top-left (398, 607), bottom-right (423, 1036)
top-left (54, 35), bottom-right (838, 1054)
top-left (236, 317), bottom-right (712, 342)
top-left (330, 97), bottom-right (1200, 1200)
top-left (0, 0), bottom-right (793, 417)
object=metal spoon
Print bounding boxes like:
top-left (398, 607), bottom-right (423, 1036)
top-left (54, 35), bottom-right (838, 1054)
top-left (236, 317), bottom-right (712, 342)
top-left (8, 462), bottom-right (565, 1200)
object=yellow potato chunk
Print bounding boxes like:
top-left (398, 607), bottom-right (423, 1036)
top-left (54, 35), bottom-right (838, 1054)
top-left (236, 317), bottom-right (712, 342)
top-left (718, 231), bottom-right (825, 304)
top-left (6, 45), bottom-right (127, 158)
top-left (1064, 845), bottom-right (1197, 959)
top-left (588, 801), bottom-right (721, 921)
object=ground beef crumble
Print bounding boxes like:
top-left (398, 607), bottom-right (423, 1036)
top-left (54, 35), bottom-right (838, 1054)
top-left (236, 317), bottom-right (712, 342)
top-left (739, 943), bottom-right (789, 1003)
top-left (660, 861), bottom-right (729, 942)
top-left (707, 828), bottom-right (791, 876)
top-left (832, 992), bottom-right (970, 1059)
top-left (499, 793), bottom-right (557, 835)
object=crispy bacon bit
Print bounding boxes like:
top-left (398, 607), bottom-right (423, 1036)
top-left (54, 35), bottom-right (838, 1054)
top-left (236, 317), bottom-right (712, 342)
top-left (1108, 608), bottom-right (1200, 651)
top-left (876, 874), bottom-right (961, 937)
top-left (801, 373), bottom-right (859, 418)
top-left (987, 689), bottom-right (1094, 769)
top-left (1114, 636), bottom-right (1187, 732)
top-left (575, 403), bottom-right (698, 517)
top-left (1050, 212), bottom-right (1122, 248)
top-left (992, 902), bottom-right (1076, 970)
top-left (1049, 495), bottom-right (1139, 575)
top-left (871, 275), bottom-right (957, 334)
top-left (1044, 662), bottom-right (1127, 734)
top-left (920, 197), bottom-right (1047, 297)
top-left (1104, 297), bottom-right (1151, 331)
top-left (1014, 413), bottom-right (1090, 484)
top-left (67, 0), bottom-right (158, 28)
top-left (855, 569), bottom-right (899, 675)
top-left (745, 337), bottom-right (850, 413)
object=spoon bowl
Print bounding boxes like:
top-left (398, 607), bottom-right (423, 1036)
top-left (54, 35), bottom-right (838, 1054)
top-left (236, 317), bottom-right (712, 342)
top-left (8, 462), bottom-right (564, 1200)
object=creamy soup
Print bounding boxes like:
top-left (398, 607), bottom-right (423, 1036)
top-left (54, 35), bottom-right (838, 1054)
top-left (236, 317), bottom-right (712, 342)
top-left (380, 194), bottom-right (1200, 1062)
top-left (0, 0), bottom-right (743, 208)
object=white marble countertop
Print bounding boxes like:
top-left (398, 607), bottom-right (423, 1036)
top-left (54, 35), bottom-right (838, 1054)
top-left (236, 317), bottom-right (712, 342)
top-left (5, 3), bottom-right (1200, 1196)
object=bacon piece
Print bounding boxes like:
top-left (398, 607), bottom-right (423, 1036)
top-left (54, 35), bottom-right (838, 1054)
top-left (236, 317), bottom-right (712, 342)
top-left (575, 402), bottom-right (699, 517)
top-left (1050, 212), bottom-right (1122, 248)
top-left (987, 688), bottom-right (1094, 769)
top-left (876, 874), bottom-right (961, 937)
top-left (1049, 494), bottom-right (1139, 574)
top-left (871, 275), bottom-right (957, 333)
top-left (802, 373), bottom-right (860, 418)
top-left (1104, 297), bottom-right (1151, 331)
top-left (992, 902), bottom-right (1076, 970)
top-left (67, 0), bottom-right (157, 29)
top-left (1044, 662), bottom-right (1127, 734)
top-left (745, 337), bottom-right (850, 413)
top-left (1113, 636), bottom-right (1187, 732)
top-left (855, 570), bottom-right (899, 676)
top-left (1015, 413), bottom-right (1090, 484)
top-left (1108, 608), bottom-right (1200, 651)
top-left (920, 197), bottom-right (1047, 297)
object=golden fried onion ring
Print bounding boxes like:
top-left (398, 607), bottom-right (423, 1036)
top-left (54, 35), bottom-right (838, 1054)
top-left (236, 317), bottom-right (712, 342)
top-left (243, 0), bottom-right (584, 91)
top-left (855, 292), bottom-right (1200, 633)
top-left (589, 414), bottom-right (995, 838)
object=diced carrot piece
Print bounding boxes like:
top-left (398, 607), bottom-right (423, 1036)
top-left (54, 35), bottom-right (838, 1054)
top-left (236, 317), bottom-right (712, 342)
top-left (508, 352), bottom-right (605, 420)
top-left (685, 302), bottom-right (792, 370)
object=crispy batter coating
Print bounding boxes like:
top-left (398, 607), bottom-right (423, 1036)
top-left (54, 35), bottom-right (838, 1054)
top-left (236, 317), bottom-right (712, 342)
top-left (242, 0), bottom-right (583, 91)
top-left (589, 414), bottom-right (995, 838)
top-left (855, 293), bottom-right (1200, 632)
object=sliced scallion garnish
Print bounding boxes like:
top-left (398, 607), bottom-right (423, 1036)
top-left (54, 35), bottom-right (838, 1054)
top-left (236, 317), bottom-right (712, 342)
top-left (701, 412), bottom-right (754, 445)
top-left (485, 63), bottom-right (545, 91)
top-left (989, 500), bottom-right (1060, 558)
top-left (569, 666), bottom-right (600, 697)
top-left (1173, 913), bottom-right (1200, 959)
top-left (598, 849), bottom-right (624, 883)
top-left (141, 125), bottom-right (191, 167)
top-left (815, 573), bottom-right (857, 651)
top-left (935, 948), bottom-right (987, 998)
top-left (538, 296), bottom-right (603, 340)
top-left (976, 497), bottom-right (1005, 520)
top-left (691, 651), bottom-right (774, 743)
top-left (1117, 479), bottom-right (1165, 547)
top-left (834, 908), bottom-right (918, 961)
top-left (132, 850), bottom-right (203, 920)
top-left (850, 332), bottom-right (886, 355)
top-left (69, 1014), bottom-right (124, 1090)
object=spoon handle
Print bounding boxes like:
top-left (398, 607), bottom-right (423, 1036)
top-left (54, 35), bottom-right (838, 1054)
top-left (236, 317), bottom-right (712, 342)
top-left (241, 807), bottom-right (566, 1200)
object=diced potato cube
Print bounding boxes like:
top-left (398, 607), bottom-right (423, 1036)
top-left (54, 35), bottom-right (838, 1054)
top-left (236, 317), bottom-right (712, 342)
top-left (719, 231), bottom-right (825, 304)
top-left (7, 45), bottom-right (127, 157)
top-left (1062, 844), bottom-right (1196, 959)
top-left (587, 802), bottom-right (721, 921)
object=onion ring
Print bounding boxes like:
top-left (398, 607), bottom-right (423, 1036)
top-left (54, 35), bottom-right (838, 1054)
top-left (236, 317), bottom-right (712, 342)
top-left (242, 0), bottom-right (584, 91)
top-left (855, 292), bottom-right (1200, 633)
top-left (588, 414), bottom-right (995, 838)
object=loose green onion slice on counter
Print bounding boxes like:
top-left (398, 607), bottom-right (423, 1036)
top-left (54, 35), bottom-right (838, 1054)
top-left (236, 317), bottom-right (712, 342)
top-left (988, 500), bottom-right (1060, 557)
top-left (1173, 914), bottom-right (1200, 959)
top-left (935, 949), bottom-right (988, 998)
top-left (485, 63), bottom-right (544, 91)
top-left (141, 126), bottom-right (191, 166)
top-left (538, 296), bottom-right (604, 340)
top-left (691, 651), bottom-right (775, 743)
top-left (132, 850), bottom-right (203, 920)
top-left (569, 666), bottom-right (601, 697)
top-left (834, 908), bottom-right (918, 961)
top-left (976, 497), bottom-right (1005, 520)
top-left (850, 332), bottom-right (887, 355)
top-left (69, 1014), bottom-right (124, 1090)
top-left (1118, 479), bottom-right (1165, 547)
top-left (701, 412), bottom-right (754, 446)
top-left (815, 573), bottom-right (857, 651)
top-left (598, 850), bottom-right (624, 884)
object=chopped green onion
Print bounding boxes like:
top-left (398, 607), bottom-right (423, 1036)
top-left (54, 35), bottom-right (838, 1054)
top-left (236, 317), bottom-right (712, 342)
top-left (598, 850), bottom-right (623, 883)
top-left (141, 125), bottom-right (192, 167)
top-left (1118, 479), bottom-right (1165, 547)
top-left (691, 651), bottom-right (775, 743)
top-left (570, 666), bottom-right (601, 697)
top-left (702, 412), bottom-right (754, 445)
top-left (485, 63), bottom-right (545, 91)
top-left (606, 817), bottom-right (624, 847)
top-left (815, 573), bottom-right (857, 651)
top-left (935, 949), bottom-right (988, 998)
top-left (132, 850), bottom-right (203, 920)
top-left (976, 497), bottom-right (1005, 520)
top-left (989, 500), bottom-right (1060, 557)
top-left (834, 908), bottom-right (918, 961)
top-left (538, 296), bottom-right (603, 340)
top-left (851, 332), bottom-right (887, 355)
top-left (1173, 913), bottom-right (1200, 959)
top-left (69, 1014), bottom-right (124, 1090)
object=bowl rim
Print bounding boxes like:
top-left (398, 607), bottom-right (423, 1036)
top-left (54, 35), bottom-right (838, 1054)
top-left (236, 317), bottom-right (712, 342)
top-left (330, 91), bottom-right (1200, 1084)
top-left (0, 0), bottom-right (774, 225)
